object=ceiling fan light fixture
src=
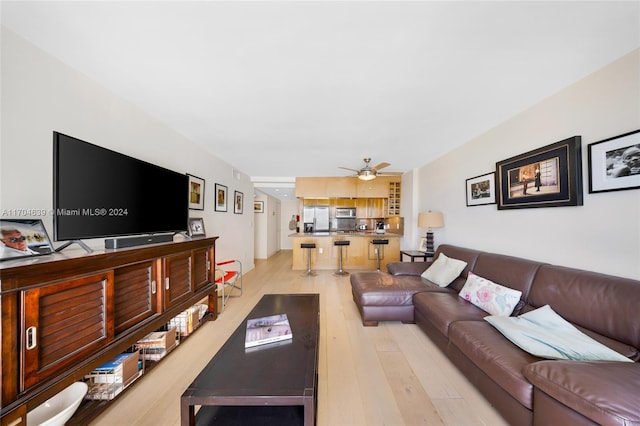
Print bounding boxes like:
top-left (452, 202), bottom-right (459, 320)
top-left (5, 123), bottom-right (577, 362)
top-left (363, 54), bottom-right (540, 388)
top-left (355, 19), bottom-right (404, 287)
top-left (358, 169), bottom-right (376, 180)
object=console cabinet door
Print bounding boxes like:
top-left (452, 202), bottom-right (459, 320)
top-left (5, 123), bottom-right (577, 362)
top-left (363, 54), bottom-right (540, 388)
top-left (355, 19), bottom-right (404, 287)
top-left (163, 252), bottom-right (192, 309)
top-left (192, 248), bottom-right (212, 291)
top-left (21, 272), bottom-right (114, 390)
top-left (114, 261), bottom-right (159, 335)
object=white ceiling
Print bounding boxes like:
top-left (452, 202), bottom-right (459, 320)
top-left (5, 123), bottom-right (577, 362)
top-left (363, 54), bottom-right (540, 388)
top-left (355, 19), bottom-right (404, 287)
top-left (2, 1), bottom-right (639, 201)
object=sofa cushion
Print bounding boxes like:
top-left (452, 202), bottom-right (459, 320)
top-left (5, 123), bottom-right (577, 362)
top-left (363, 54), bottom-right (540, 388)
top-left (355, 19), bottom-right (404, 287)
top-left (485, 305), bottom-right (632, 362)
top-left (471, 251), bottom-right (543, 303)
top-left (387, 261), bottom-right (430, 276)
top-left (448, 320), bottom-right (540, 409)
top-left (433, 245), bottom-right (483, 291)
top-left (458, 272), bottom-right (522, 316)
top-left (420, 253), bottom-right (468, 287)
top-left (524, 360), bottom-right (640, 425)
top-left (351, 272), bottom-right (451, 307)
top-left (528, 264), bottom-right (640, 352)
top-left (413, 292), bottom-right (487, 337)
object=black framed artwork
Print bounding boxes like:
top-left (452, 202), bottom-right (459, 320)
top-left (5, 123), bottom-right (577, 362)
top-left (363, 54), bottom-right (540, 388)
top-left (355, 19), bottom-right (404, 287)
top-left (187, 174), bottom-right (205, 210)
top-left (496, 136), bottom-right (583, 209)
top-left (465, 172), bottom-right (496, 206)
top-left (234, 191), bottom-right (244, 214)
top-left (215, 183), bottom-right (228, 212)
top-left (588, 129), bottom-right (640, 193)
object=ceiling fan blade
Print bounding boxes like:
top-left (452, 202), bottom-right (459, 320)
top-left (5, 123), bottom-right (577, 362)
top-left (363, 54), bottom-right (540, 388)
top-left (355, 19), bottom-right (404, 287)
top-left (372, 162), bottom-right (391, 171)
top-left (379, 171), bottom-right (403, 176)
top-left (338, 166), bottom-right (360, 172)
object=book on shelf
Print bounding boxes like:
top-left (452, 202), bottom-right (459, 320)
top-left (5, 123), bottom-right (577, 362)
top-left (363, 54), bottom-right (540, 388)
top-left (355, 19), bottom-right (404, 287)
top-left (245, 313), bottom-right (293, 348)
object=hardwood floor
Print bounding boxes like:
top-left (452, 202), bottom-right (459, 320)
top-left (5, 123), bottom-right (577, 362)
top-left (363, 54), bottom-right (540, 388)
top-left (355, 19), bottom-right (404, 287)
top-left (90, 250), bottom-right (507, 426)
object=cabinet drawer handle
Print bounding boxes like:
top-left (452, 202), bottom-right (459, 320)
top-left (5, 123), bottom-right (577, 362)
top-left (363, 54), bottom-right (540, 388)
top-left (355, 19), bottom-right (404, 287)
top-left (6, 417), bottom-right (23, 426)
top-left (26, 326), bottom-right (37, 350)
top-left (151, 280), bottom-right (156, 294)
top-left (165, 277), bottom-right (170, 290)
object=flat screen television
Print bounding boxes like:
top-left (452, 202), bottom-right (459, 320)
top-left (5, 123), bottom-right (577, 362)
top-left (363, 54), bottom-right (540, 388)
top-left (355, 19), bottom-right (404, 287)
top-left (53, 132), bottom-right (188, 242)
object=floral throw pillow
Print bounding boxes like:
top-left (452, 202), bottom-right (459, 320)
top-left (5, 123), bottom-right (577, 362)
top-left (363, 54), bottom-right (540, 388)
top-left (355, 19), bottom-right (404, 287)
top-left (458, 272), bottom-right (522, 316)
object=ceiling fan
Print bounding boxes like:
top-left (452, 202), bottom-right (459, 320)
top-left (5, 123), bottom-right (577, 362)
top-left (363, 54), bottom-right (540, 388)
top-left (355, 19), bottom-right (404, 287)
top-left (339, 158), bottom-right (403, 181)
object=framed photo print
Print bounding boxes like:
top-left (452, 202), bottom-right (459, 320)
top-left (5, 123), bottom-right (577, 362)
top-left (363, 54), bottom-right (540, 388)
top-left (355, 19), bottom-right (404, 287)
top-left (234, 191), bottom-right (244, 214)
top-left (215, 183), bottom-right (228, 212)
top-left (1, 219), bottom-right (55, 261)
top-left (418, 237), bottom-right (428, 252)
top-left (187, 174), bottom-right (205, 210)
top-left (254, 201), bottom-right (264, 213)
top-left (466, 172), bottom-right (496, 206)
top-left (588, 129), bottom-right (640, 193)
top-left (188, 217), bottom-right (206, 237)
top-left (496, 136), bottom-right (583, 210)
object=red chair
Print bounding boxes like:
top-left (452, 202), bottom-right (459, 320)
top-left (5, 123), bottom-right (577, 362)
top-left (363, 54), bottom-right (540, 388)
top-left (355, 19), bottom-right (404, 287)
top-left (214, 259), bottom-right (242, 310)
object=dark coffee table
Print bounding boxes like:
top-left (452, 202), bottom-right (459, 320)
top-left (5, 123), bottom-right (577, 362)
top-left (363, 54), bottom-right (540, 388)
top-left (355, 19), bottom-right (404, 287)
top-left (181, 293), bottom-right (320, 426)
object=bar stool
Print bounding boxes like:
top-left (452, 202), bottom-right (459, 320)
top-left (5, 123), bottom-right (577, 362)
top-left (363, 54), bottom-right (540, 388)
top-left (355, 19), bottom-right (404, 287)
top-left (300, 243), bottom-right (317, 276)
top-left (333, 240), bottom-right (350, 276)
top-left (372, 239), bottom-right (389, 271)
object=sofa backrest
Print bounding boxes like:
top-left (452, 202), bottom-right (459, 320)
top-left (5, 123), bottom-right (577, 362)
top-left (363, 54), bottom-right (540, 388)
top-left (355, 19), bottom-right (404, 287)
top-left (471, 252), bottom-right (544, 302)
top-left (436, 245), bottom-right (482, 291)
top-left (528, 264), bottom-right (640, 351)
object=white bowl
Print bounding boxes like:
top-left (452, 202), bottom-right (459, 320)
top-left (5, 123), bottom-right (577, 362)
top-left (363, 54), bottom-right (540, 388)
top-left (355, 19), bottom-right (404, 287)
top-left (27, 382), bottom-right (88, 426)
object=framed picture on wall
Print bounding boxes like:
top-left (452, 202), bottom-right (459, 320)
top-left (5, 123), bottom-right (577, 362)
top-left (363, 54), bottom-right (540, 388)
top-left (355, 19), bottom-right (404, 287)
top-left (187, 174), bottom-right (205, 210)
top-left (496, 136), bottom-right (583, 209)
top-left (254, 201), bottom-right (264, 213)
top-left (215, 183), bottom-right (228, 212)
top-left (465, 172), bottom-right (496, 206)
top-left (588, 129), bottom-right (640, 193)
top-left (234, 191), bottom-right (244, 214)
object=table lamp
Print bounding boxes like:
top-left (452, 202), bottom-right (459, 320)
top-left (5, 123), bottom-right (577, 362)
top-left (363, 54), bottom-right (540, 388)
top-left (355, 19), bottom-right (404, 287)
top-left (418, 211), bottom-right (444, 253)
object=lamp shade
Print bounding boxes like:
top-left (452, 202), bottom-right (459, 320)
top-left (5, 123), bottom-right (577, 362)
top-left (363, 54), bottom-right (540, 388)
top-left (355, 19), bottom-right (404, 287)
top-left (418, 211), bottom-right (444, 229)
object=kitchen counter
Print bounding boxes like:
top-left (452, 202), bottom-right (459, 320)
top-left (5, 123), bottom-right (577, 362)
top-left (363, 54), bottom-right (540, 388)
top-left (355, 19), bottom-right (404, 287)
top-left (289, 231), bottom-right (401, 238)
top-left (291, 232), bottom-right (401, 271)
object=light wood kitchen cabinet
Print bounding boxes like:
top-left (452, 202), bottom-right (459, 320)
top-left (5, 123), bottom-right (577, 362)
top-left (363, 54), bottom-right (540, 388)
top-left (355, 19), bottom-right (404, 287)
top-left (356, 178), bottom-right (389, 198)
top-left (295, 177), bottom-right (327, 198)
top-left (356, 198), bottom-right (385, 218)
top-left (1, 238), bottom-right (218, 426)
top-left (388, 180), bottom-right (401, 216)
top-left (326, 177), bottom-right (357, 197)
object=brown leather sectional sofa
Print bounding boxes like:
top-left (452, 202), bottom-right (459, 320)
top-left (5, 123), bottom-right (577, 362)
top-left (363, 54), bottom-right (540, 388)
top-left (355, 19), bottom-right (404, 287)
top-left (350, 244), bottom-right (640, 425)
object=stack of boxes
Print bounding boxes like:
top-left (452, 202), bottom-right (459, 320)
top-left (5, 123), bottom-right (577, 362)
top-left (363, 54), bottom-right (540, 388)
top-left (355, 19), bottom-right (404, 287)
top-left (85, 350), bottom-right (141, 400)
top-left (168, 304), bottom-right (207, 336)
top-left (136, 328), bottom-right (178, 361)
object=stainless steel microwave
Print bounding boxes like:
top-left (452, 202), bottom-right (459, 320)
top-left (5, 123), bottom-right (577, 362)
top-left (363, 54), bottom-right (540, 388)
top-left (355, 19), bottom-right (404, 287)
top-left (335, 208), bottom-right (356, 218)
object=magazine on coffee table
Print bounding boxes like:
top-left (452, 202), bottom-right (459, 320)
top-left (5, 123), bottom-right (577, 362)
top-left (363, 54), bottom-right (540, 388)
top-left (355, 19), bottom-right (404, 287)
top-left (245, 313), bottom-right (292, 348)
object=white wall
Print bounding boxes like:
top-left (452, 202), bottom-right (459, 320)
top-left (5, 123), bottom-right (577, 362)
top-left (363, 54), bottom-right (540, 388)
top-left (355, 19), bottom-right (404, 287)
top-left (253, 191), bottom-right (281, 259)
top-left (1, 28), bottom-right (255, 271)
top-left (417, 49), bottom-right (640, 279)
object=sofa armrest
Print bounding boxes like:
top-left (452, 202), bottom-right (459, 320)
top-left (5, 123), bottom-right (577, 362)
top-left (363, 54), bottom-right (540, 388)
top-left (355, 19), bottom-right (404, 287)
top-left (524, 360), bottom-right (640, 425)
top-left (387, 261), bottom-right (430, 276)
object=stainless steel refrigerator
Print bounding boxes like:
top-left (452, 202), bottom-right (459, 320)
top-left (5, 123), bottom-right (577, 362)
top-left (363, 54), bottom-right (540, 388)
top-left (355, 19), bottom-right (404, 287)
top-left (302, 206), bottom-right (330, 232)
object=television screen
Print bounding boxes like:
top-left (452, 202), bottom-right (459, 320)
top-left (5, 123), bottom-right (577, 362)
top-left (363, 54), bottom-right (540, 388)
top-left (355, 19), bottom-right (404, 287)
top-left (53, 132), bottom-right (188, 241)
